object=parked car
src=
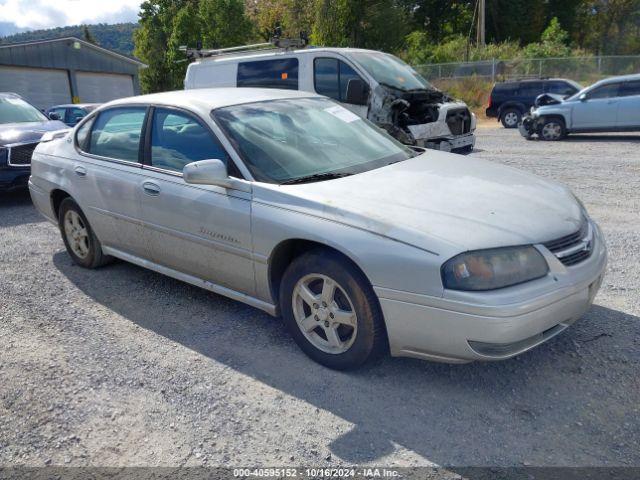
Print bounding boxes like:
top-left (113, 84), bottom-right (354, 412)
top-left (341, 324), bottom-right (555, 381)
top-left (486, 78), bottom-right (582, 128)
top-left (45, 104), bottom-right (100, 127)
top-left (184, 46), bottom-right (476, 152)
top-left (0, 92), bottom-right (67, 192)
top-left (30, 88), bottom-right (606, 369)
top-left (520, 73), bottom-right (640, 140)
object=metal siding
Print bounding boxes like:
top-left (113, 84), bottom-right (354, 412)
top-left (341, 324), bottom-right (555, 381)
top-left (0, 65), bottom-right (71, 109)
top-left (76, 71), bottom-right (135, 103)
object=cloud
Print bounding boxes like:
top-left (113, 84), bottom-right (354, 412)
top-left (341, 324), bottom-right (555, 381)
top-left (0, 0), bottom-right (141, 30)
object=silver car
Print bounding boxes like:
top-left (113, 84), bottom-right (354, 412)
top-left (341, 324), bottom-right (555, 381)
top-left (29, 88), bottom-right (607, 369)
top-left (520, 73), bottom-right (640, 140)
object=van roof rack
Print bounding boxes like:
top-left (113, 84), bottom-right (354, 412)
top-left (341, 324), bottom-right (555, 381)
top-left (180, 30), bottom-right (309, 61)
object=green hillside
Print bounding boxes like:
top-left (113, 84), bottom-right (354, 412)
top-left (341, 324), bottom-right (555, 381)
top-left (0, 23), bottom-right (137, 56)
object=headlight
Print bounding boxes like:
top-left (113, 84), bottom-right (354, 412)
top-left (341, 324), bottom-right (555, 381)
top-left (442, 246), bottom-right (549, 291)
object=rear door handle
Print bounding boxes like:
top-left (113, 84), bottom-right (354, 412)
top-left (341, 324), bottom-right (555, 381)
top-left (74, 166), bottom-right (87, 177)
top-left (142, 181), bottom-right (161, 196)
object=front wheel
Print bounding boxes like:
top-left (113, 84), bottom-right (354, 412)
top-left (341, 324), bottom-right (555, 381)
top-left (539, 118), bottom-right (566, 141)
top-left (280, 250), bottom-right (387, 370)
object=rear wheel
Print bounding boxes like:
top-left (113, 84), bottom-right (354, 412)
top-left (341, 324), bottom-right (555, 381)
top-left (500, 108), bottom-right (521, 128)
top-left (539, 118), bottom-right (566, 141)
top-left (58, 198), bottom-right (112, 269)
top-left (280, 250), bottom-right (386, 370)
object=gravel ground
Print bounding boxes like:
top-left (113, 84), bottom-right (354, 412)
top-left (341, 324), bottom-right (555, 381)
top-left (0, 127), bottom-right (638, 469)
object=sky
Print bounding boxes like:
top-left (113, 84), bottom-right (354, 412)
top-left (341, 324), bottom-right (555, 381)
top-left (0, 0), bottom-right (142, 31)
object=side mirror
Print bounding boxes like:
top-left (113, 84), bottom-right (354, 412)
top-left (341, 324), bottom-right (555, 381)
top-left (48, 112), bottom-right (61, 121)
top-left (183, 159), bottom-right (249, 191)
top-left (345, 78), bottom-right (369, 106)
top-left (579, 93), bottom-right (588, 102)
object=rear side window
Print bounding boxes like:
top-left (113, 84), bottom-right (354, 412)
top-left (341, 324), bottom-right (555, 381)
top-left (493, 83), bottom-right (519, 96)
top-left (237, 58), bottom-right (299, 90)
top-left (150, 108), bottom-right (229, 173)
top-left (518, 82), bottom-right (544, 97)
top-left (620, 80), bottom-right (640, 97)
top-left (88, 107), bottom-right (146, 162)
top-left (314, 58), bottom-right (366, 103)
top-left (546, 81), bottom-right (578, 95)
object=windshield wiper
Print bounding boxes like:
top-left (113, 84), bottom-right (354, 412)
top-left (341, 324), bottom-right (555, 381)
top-left (280, 172), bottom-right (354, 185)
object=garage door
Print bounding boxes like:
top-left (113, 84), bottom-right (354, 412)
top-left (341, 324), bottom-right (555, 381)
top-left (77, 72), bottom-right (134, 104)
top-left (0, 66), bottom-right (71, 110)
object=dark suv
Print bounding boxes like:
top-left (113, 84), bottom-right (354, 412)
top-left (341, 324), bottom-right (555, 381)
top-left (1, 93), bottom-right (67, 192)
top-left (486, 78), bottom-right (582, 128)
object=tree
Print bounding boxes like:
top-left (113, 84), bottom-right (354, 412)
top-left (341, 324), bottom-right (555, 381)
top-left (523, 17), bottom-right (572, 58)
top-left (133, 0), bottom-right (253, 93)
top-left (82, 25), bottom-right (97, 44)
top-left (313, 0), bottom-right (409, 52)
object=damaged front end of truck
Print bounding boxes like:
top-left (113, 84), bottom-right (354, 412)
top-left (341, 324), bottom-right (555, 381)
top-left (368, 84), bottom-right (476, 152)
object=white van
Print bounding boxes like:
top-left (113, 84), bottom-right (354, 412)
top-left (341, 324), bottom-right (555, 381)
top-left (184, 46), bottom-right (476, 152)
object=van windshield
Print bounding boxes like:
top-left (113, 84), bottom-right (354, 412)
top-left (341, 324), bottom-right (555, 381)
top-left (349, 52), bottom-right (436, 92)
top-left (213, 97), bottom-right (417, 184)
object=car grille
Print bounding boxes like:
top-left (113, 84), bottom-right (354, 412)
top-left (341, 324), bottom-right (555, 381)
top-left (7, 142), bottom-right (38, 167)
top-left (446, 108), bottom-right (472, 135)
top-left (543, 220), bottom-right (592, 267)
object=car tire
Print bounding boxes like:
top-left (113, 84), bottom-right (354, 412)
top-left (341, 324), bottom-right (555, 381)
top-left (58, 197), bottom-right (112, 269)
top-left (280, 249), bottom-right (387, 370)
top-left (500, 108), bottom-right (521, 129)
top-left (539, 118), bottom-right (566, 141)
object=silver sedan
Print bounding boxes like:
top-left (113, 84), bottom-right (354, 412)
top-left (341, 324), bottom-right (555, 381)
top-left (29, 88), bottom-right (607, 369)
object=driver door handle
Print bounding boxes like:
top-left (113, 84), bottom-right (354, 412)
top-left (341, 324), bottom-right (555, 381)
top-left (74, 166), bottom-right (87, 177)
top-left (142, 181), bottom-right (161, 196)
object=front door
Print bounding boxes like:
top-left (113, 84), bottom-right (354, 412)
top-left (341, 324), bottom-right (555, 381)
top-left (138, 107), bottom-right (255, 295)
top-left (617, 80), bottom-right (640, 128)
top-left (312, 56), bottom-right (369, 118)
top-left (571, 83), bottom-right (620, 130)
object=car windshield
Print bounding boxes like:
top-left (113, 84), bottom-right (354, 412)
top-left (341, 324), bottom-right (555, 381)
top-left (0, 96), bottom-right (47, 124)
top-left (348, 52), bottom-right (436, 92)
top-left (214, 97), bottom-right (418, 184)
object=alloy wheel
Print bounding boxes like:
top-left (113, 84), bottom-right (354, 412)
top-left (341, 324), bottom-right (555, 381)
top-left (504, 111), bottom-right (519, 127)
top-left (64, 210), bottom-right (90, 259)
top-left (541, 121), bottom-right (563, 140)
top-left (292, 273), bottom-right (358, 354)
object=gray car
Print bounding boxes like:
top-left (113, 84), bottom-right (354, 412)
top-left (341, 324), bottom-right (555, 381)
top-left (29, 88), bottom-right (607, 369)
top-left (520, 73), bottom-right (640, 140)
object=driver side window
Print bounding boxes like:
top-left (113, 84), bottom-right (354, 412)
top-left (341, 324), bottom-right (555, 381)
top-left (314, 58), bottom-right (366, 104)
top-left (588, 83), bottom-right (620, 100)
top-left (150, 108), bottom-right (231, 174)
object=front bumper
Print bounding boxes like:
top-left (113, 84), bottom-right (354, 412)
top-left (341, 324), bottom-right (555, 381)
top-left (422, 133), bottom-right (476, 152)
top-left (375, 225), bottom-right (607, 363)
top-left (0, 167), bottom-right (30, 192)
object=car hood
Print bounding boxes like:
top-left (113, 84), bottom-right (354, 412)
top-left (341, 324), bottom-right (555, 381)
top-left (0, 120), bottom-right (68, 146)
top-left (259, 151), bottom-right (583, 256)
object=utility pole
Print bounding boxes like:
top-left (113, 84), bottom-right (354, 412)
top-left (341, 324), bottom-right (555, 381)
top-left (477, 0), bottom-right (486, 47)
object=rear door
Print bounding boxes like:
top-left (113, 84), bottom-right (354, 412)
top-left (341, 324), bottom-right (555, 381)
top-left (138, 106), bottom-right (254, 294)
top-left (617, 80), bottom-right (640, 128)
top-left (517, 81), bottom-right (544, 109)
top-left (74, 106), bottom-right (149, 258)
top-left (572, 83), bottom-right (621, 130)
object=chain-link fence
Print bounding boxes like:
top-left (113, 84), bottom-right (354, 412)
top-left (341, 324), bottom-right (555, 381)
top-left (414, 55), bottom-right (640, 84)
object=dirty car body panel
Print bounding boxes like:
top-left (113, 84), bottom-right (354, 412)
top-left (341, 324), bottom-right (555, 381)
top-left (30, 88), bottom-right (606, 364)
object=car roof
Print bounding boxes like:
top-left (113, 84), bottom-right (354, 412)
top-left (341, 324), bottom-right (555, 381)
top-left (48, 103), bottom-right (99, 109)
top-left (104, 88), bottom-right (323, 112)
top-left (593, 73), bottom-right (640, 86)
top-left (192, 47), bottom-right (387, 65)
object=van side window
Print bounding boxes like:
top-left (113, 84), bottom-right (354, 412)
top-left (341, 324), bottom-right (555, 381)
top-left (314, 58), bottom-right (366, 104)
top-left (237, 58), bottom-right (299, 90)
